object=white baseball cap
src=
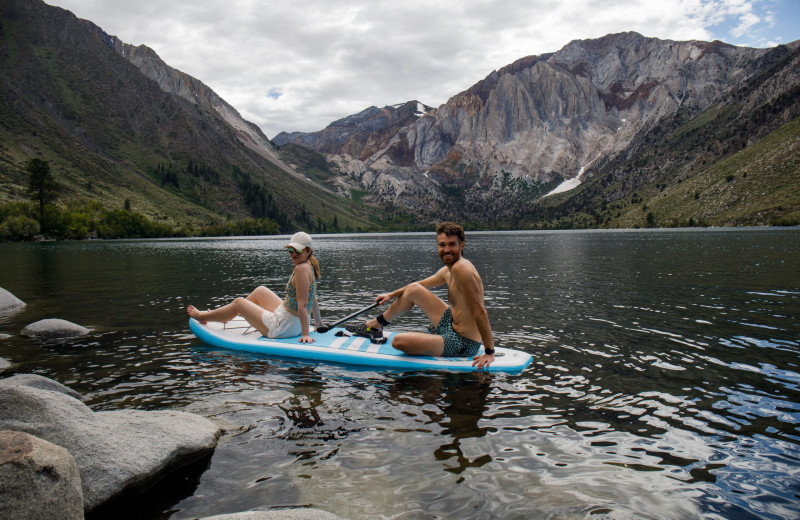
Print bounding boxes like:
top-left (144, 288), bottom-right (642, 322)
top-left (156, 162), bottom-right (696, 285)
top-left (286, 231), bottom-right (312, 251)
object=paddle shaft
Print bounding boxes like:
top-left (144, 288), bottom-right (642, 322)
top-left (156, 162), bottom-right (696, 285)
top-left (316, 301), bottom-right (380, 333)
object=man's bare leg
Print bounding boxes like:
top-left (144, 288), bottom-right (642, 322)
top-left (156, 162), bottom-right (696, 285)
top-left (360, 282), bottom-right (449, 355)
top-left (365, 282), bottom-right (448, 327)
top-left (392, 331), bottom-right (445, 356)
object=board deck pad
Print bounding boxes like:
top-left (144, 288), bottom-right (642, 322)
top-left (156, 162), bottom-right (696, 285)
top-left (190, 316), bottom-right (532, 373)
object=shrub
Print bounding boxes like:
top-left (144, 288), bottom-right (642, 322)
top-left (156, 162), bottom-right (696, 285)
top-left (0, 215), bottom-right (40, 241)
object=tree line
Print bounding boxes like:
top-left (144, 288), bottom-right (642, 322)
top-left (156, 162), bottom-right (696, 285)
top-left (0, 159), bottom-right (283, 241)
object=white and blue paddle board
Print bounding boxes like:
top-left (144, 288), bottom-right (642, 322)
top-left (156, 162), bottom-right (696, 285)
top-left (189, 316), bottom-right (532, 373)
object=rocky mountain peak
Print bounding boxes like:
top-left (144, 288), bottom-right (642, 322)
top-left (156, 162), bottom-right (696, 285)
top-left (273, 100), bottom-right (433, 161)
top-left (275, 32), bottom-right (795, 221)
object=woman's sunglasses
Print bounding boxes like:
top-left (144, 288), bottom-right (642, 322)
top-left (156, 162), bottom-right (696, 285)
top-left (287, 247), bottom-right (305, 254)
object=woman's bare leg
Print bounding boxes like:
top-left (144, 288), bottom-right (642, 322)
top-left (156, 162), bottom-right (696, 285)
top-left (187, 300), bottom-right (240, 324)
top-left (246, 286), bottom-right (282, 312)
top-left (187, 286), bottom-right (279, 324)
top-left (187, 296), bottom-right (272, 337)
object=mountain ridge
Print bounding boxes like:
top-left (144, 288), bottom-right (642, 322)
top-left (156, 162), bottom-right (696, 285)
top-left (1, 0), bottom-right (797, 233)
top-left (103, 34), bottom-right (292, 171)
top-left (0, 0), bottom-right (375, 232)
top-left (275, 32), bottom-right (800, 226)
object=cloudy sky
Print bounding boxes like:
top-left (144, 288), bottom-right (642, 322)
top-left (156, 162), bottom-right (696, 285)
top-left (47, 0), bottom-right (800, 138)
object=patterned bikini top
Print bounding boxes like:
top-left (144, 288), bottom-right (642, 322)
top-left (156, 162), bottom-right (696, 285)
top-left (283, 271), bottom-right (317, 316)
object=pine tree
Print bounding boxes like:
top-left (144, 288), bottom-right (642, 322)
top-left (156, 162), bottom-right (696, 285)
top-left (26, 158), bottom-right (59, 233)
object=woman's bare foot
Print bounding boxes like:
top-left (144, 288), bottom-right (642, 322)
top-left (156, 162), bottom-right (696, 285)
top-left (187, 305), bottom-right (207, 323)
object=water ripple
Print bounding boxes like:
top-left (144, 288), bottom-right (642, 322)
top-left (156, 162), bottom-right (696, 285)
top-left (1, 230), bottom-right (799, 519)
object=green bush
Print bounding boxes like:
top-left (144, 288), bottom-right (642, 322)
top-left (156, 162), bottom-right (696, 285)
top-left (95, 209), bottom-right (174, 239)
top-left (0, 199), bottom-right (281, 241)
top-left (0, 215), bottom-right (40, 241)
top-left (197, 218), bottom-right (280, 237)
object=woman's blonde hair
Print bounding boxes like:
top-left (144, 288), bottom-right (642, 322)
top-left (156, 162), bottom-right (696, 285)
top-left (308, 249), bottom-right (321, 279)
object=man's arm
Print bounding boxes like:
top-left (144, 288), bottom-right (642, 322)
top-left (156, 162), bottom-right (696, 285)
top-left (452, 263), bottom-right (495, 368)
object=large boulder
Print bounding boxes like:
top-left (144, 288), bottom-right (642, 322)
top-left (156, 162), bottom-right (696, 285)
top-left (0, 430), bottom-right (84, 520)
top-left (0, 373), bottom-right (83, 400)
top-left (0, 287), bottom-right (25, 311)
top-left (21, 318), bottom-right (90, 338)
top-left (0, 376), bottom-right (223, 513)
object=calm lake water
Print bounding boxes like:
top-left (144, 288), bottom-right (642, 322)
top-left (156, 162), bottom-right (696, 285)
top-left (1, 229), bottom-right (799, 520)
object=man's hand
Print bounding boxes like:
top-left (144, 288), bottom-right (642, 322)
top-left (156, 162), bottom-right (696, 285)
top-left (472, 352), bottom-right (495, 369)
top-left (375, 292), bottom-right (394, 305)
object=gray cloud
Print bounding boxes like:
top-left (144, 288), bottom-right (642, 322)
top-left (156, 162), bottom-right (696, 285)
top-left (47, 0), bottom-right (797, 138)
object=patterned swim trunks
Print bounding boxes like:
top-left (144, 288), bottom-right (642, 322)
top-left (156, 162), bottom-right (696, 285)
top-left (431, 307), bottom-right (482, 357)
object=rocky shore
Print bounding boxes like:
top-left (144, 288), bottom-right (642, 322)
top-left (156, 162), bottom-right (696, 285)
top-left (0, 287), bottom-right (344, 519)
top-left (0, 371), bottom-right (223, 517)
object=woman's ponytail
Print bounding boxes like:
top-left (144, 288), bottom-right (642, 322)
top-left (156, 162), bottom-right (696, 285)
top-left (309, 251), bottom-right (321, 279)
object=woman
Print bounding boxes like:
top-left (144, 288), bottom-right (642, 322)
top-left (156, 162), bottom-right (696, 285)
top-left (187, 231), bottom-right (323, 343)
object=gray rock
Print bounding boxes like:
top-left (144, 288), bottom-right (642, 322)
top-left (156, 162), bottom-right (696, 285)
top-left (0, 430), bottom-right (84, 520)
top-left (0, 379), bottom-right (222, 513)
top-left (21, 318), bottom-right (90, 338)
top-left (0, 287), bottom-right (25, 311)
top-left (200, 510), bottom-right (343, 520)
top-left (0, 357), bottom-right (10, 371)
top-left (0, 373), bottom-right (83, 399)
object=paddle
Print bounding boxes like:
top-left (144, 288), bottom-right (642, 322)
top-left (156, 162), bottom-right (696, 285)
top-left (315, 301), bottom-right (380, 333)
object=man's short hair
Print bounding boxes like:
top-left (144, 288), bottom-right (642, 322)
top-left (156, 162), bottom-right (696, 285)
top-left (436, 222), bottom-right (465, 243)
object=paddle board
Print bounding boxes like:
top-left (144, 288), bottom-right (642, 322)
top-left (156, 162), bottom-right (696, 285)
top-left (189, 316), bottom-right (532, 373)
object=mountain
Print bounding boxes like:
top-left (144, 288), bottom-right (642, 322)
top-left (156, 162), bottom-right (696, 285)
top-left (277, 32), bottom-right (800, 227)
top-left (274, 100), bottom-right (447, 210)
top-left (539, 40), bottom-right (800, 228)
top-left (0, 0), bottom-right (375, 232)
top-left (104, 36), bottom-right (289, 174)
top-left (275, 101), bottom-right (433, 159)
top-left (2, 0), bottom-right (797, 232)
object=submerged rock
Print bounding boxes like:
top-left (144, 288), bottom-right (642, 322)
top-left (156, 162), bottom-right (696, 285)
top-left (0, 430), bottom-right (84, 520)
top-left (0, 375), bottom-right (223, 513)
top-left (21, 318), bottom-right (90, 338)
top-left (0, 287), bottom-right (25, 311)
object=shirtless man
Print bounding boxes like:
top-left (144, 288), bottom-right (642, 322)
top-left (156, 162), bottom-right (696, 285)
top-left (348, 222), bottom-right (496, 369)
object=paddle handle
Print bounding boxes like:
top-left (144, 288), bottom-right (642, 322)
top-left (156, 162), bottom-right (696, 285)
top-left (316, 301), bottom-right (380, 333)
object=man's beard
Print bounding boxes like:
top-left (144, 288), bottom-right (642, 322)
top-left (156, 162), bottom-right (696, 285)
top-left (440, 251), bottom-right (460, 265)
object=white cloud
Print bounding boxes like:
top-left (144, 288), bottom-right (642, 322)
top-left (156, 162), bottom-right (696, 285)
top-left (46, 0), bottom-right (798, 138)
top-left (732, 12), bottom-right (761, 37)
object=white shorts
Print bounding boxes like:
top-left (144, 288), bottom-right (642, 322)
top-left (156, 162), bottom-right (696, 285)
top-left (261, 304), bottom-right (303, 338)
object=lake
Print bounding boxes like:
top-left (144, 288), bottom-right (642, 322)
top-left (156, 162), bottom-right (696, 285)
top-left (1, 229), bottom-right (799, 519)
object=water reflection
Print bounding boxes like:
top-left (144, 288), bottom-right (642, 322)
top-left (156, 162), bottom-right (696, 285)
top-left (1, 229), bottom-right (799, 519)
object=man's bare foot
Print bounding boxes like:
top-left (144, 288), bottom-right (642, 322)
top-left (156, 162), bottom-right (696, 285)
top-left (187, 305), bottom-right (207, 323)
top-left (364, 318), bottom-right (380, 329)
